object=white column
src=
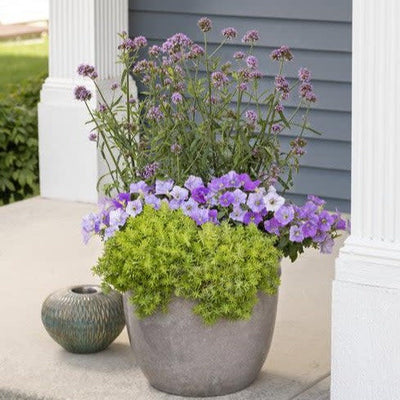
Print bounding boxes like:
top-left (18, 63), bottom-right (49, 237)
top-left (38, 0), bottom-right (131, 202)
top-left (331, 0), bottom-right (400, 398)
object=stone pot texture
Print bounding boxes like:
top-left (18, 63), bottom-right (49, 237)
top-left (123, 291), bottom-right (278, 397)
top-left (42, 285), bottom-right (125, 353)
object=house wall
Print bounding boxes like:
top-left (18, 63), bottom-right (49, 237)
top-left (129, 0), bottom-right (352, 212)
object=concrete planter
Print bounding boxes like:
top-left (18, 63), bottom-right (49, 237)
top-left (123, 292), bottom-right (278, 397)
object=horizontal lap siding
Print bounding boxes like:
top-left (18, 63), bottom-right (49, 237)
top-left (129, 1), bottom-right (352, 212)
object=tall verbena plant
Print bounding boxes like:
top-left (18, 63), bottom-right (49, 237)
top-left (75, 18), bottom-right (318, 196)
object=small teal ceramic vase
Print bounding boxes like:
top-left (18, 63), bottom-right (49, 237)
top-left (41, 285), bottom-right (125, 354)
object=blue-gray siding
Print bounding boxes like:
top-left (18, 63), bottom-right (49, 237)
top-left (129, 0), bottom-right (351, 212)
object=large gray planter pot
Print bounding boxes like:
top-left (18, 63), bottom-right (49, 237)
top-left (123, 292), bottom-right (278, 397)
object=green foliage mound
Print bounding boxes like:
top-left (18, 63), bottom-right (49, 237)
top-left (0, 75), bottom-right (45, 204)
top-left (93, 204), bottom-right (282, 324)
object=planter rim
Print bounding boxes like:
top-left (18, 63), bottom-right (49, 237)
top-left (68, 284), bottom-right (102, 295)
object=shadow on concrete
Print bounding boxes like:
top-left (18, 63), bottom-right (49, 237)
top-left (57, 342), bottom-right (137, 373)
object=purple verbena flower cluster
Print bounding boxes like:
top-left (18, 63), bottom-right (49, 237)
top-left (77, 64), bottom-right (98, 79)
top-left (140, 162), bottom-right (159, 179)
top-left (82, 171), bottom-right (347, 257)
top-left (222, 27), bottom-right (237, 39)
top-left (74, 86), bottom-right (92, 101)
top-left (242, 30), bottom-right (259, 43)
top-left (270, 45), bottom-right (293, 62)
top-left (198, 17), bottom-right (212, 32)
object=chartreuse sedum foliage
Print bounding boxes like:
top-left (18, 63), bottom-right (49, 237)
top-left (93, 204), bottom-right (281, 324)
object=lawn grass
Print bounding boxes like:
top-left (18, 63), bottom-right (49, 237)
top-left (0, 38), bottom-right (48, 96)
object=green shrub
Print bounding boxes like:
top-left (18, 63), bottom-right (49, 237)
top-left (93, 204), bottom-right (282, 324)
top-left (0, 75), bottom-right (44, 204)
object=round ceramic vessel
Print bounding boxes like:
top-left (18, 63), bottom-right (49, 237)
top-left (42, 285), bottom-right (125, 354)
top-left (123, 292), bottom-right (278, 397)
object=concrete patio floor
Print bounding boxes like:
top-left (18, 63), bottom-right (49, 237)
top-left (0, 197), bottom-right (345, 399)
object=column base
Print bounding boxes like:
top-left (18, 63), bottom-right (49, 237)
top-left (332, 237), bottom-right (400, 400)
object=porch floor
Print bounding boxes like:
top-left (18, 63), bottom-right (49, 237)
top-left (0, 198), bottom-right (345, 399)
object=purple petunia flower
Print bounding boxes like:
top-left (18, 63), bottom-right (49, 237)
top-left (184, 175), bottom-right (204, 191)
top-left (81, 212), bottom-right (101, 244)
top-left (208, 209), bottom-right (218, 224)
top-left (242, 30), bottom-right (259, 43)
top-left (130, 181), bottom-right (150, 195)
top-left (144, 194), bottom-right (161, 210)
top-left (111, 194), bottom-right (128, 210)
top-left (117, 192), bottom-right (130, 204)
top-left (239, 174), bottom-right (260, 191)
top-left (320, 235), bottom-right (335, 254)
top-left (307, 194), bottom-right (326, 206)
top-left (332, 212), bottom-right (347, 230)
top-left (109, 208), bottom-right (129, 228)
top-left (243, 211), bottom-right (263, 225)
top-left (264, 191), bottom-right (285, 212)
top-left (181, 198), bottom-right (199, 216)
top-left (232, 189), bottom-right (247, 205)
top-left (229, 206), bottom-right (247, 222)
top-left (264, 218), bottom-right (281, 235)
top-left (289, 225), bottom-right (304, 242)
top-left (296, 201), bottom-right (318, 218)
top-left (126, 199), bottom-right (143, 217)
top-left (74, 86), bottom-right (92, 101)
top-left (171, 185), bottom-right (189, 201)
top-left (104, 225), bottom-right (118, 241)
top-left (318, 211), bottom-right (334, 232)
top-left (247, 192), bottom-right (265, 213)
top-left (219, 191), bottom-right (235, 207)
top-left (222, 171), bottom-right (241, 188)
top-left (313, 231), bottom-right (327, 243)
top-left (301, 219), bottom-right (318, 238)
top-left (171, 92), bottom-right (183, 104)
top-left (155, 179), bottom-right (174, 195)
top-left (205, 191), bottom-right (218, 206)
top-left (208, 176), bottom-right (229, 193)
top-left (274, 205), bottom-right (294, 226)
top-left (222, 27), bottom-right (237, 39)
top-left (246, 55), bottom-right (258, 69)
top-left (167, 199), bottom-right (180, 210)
top-left (192, 186), bottom-right (210, 204)
top-left (190, 208), bottom-right (210, 225)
